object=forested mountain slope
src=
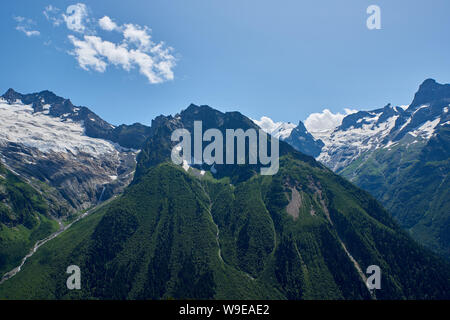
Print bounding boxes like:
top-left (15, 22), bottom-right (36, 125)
top-left (1, 105), bottom-right (449, 300)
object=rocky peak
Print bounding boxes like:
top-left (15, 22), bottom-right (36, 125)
top-left (408, 78), bottom-right (450, 112)
top-left (1, 88), bottom-right (153, 150)
top-left (284, 120), bottom-right (324, 158)
top-left (2, 88), bottom-right (22, 103)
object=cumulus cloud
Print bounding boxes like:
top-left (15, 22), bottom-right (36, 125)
top-left (14, 16), bottom-right (40, 37)
top-left (123, 24), bottom-right (152, 50)
top-left (304, 108), bottom-right (357, 133)
top-left (38, 3), bottom-right (176, 84)
top-left (99, 16), bottom-right (118, 31)
top-left (68, 34), bottom-right (176, 83)
top-left (63, 3), bottom-right (89, 33)
top-left (68, 35), bottom-right (108, 72)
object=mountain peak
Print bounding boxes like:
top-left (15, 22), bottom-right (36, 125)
top-left (296, 120), bottom-right (307, 130)
top-left (182, 103), bottom-right (218, 115)
top-left (36, 90), bottom-right (59, 101)
top-left (409, 78), bottom-right (450, 111)
top-left (2, 88), bottom-right (22, 102)
top-left (419, 78), bottom-right (438, 89)
top-left (283, 120), bottom-right (324, 158)
top-left (4, 88), bottom-right (18, 95)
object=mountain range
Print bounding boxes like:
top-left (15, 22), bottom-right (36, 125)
top-left (257, 79), bottom-right (450, 260)
top-left (0, 88), bottom-right (449, 299)
top-left (0, 89), bottom-right (154, 277)
top-left (0, 89), bottom-right (153, 216)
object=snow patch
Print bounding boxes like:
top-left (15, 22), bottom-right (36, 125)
top-left (412, 104), bottom-right (429, 116)
top-left (0, 100), bottom-right (119, 158)
top-left (409, 118), bottom-right (440, 139)
top-left (316, 114), bottom-right (398, 171)
top-left (384, 140), bottom-right (398, 149)
top-left (41, 104), bottom-right (51, 115)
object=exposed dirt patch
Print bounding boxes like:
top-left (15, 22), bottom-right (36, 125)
top-left (286, 187), bottom-right (302, 220)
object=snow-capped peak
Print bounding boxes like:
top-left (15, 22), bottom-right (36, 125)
top-left (0, 99), bottom-right (118, 157)
top-left (252, 116), bottom-right (296, 139)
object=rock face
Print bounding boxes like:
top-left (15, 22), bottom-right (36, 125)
top-left (0, 89), bottom-right (149, 216)
top-left (284, 121), bottom-right (324, 158)
top-left (252, 117), bottom-right (324, 158)
top-left (312, 79), bottom-right (450, 172)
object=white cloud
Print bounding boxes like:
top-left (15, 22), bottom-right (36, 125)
top-left (63, 3), bottom-right (89, 33)
top-left (68, 35), bottom-right (108, 72)
top-left (68, 34), bottom-right (176, 83)
top-left (16, 26), bottom-right (40, 37)
top-left (254, 116), bottom-right (282, 133)
top-left (38, 3), bottom-right (176, 84)
top-left (14, 16), bottom-right (40, 37)
top-left (14, 16), bottom-right (25, 23)
top-left (304, 108), bottom-right (357, 133)
top-left (43, 5), bottom-right (63, 26)
top-left (123, 24), bottom-right (151, 50)
top-left (99, 16), bottom-right (118, 31)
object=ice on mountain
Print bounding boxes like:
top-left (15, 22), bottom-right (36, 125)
top-left (316, 113), bottom-right (399, 171)
top-left (409, 118), bottom-right (440, 139)
top-left (412, 104), bottom-right (429, 116)
top-left (0, 100), bottom-right (119, 158)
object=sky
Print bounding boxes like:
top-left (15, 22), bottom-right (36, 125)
top-left (1, 0), bottom-right (450, 129)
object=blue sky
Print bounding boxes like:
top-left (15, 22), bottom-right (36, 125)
top-left (1, 0), bottom-right (450, 127)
